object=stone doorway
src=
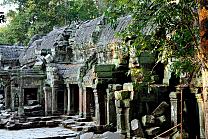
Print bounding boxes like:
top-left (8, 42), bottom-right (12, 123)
top-left (70, 84), bottom-right (79, 114)
top-left (24, 88), bottom-right (38, 105)
top-left (57, 90), bottom-right (65, 114)
top-left (86, 87), bottom-right (95, 117)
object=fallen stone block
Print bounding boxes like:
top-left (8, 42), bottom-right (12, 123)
top-left (115, 90), bottom-right (131, 100)
top-left (62, 119), bottom-right (76, 127)
top-left (101, 131), bottom-right (125, 139)
top-left (46, 120), bottom-right (57, 127)
top-left (27, 100), bottom-right (39, 106)
top-left (155, 115), bottom-right (166, 125)
top-left (113, 84), bottom-right (123, 91)
top-left (27, 117), bottom-right (41, 122)
top-left (142, 115), bottom-right (155, 127)
top-left (131, 119), bottom-right (144, 137)
top-left (71, 126), bottom-right (83, 131)
top-left (152, 101), bottom-right (169, 117)
top-left (80, 132), bottom-right (94, 139)
top-left (146, 127), bottom-right (160, 136)
top-left (123, 83), bottom-right (134, 91)
top-left (37, 121), bottom-right (46, 127)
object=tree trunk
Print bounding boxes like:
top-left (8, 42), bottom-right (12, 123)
top-left (199, 1), bottom-right (208, 138)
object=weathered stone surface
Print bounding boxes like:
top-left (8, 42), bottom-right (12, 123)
top-left (131, 119), bottom-right (144, 137)
top-left (142, 115), bottom-right (155, 127)
top-left (113, 84), bottom-right (123, 91)
top-left (62, 119), bottom-right (76, 127)
top-left (95, 64), bottom-right (115, 72)
top-left (80, 132), bottom-right (94, 139)
top-left (155, 115), bottom-right (166, 125)
top-left (27, 100), bottom-right (39, 106)
top-left (96, 71), bottom-right (113, 78)
top-left (123, 83), bottom-right (134, 91)
top-left (27, 117), bottom-right (41, 122)
top-left (146, 127), bottom-right (160, 136)
top-left (152, 101), bottom-right (169, 117)
top-left (101, 131), bottom-right (125, 139)
top-left (46, 120), bottom-right (57, 127)
top-left (115, 90), bottom-right (131, 100)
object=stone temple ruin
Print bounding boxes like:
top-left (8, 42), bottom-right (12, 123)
top-left (0, 16), bottom-right (204, 138)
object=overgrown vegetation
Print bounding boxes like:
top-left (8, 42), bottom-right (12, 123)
top-left (0, 0), bottom-right (100, 45)
top-left (103, 0), bottom-right (199, 83)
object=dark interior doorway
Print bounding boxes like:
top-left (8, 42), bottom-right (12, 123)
top-left (70, 84), bottom-right (79, 114)
top-left (86, 87), bottom-right (95, 117)
top-left (57, 90), bottom-right (65, 113)
top-left (24, 88), bottom-right (38, 105)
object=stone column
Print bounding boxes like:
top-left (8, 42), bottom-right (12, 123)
top-left (106, 84), bottom-right (121, 126)
top-left (196, 94), bottom-right (206, 138)
top-left (4, 85), bottom-right (11, 109)
top-left (43, 86), bottom-right (52, 115)
top-left (83, 87), bottom-right (91, 118)
top-left (169, 91), bottom-right (178, 131)
top-left (67, 84), bottom-right (71, 115)
top-left (93, 88), bottom-right (100, 125)
top-left (115, 90), bottom-right (131, 137)
top-left (51, 85), bottom-right (58, 115)
top-left (78, 83), bottom-right (83, 117)
top-left (10, 83), bottom-right (15, 111)
top-left (18, 85), bottom-right (24, 116)
top-left (64, 85), bottom-right (68, 114)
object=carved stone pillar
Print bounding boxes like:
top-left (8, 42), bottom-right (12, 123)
top-left (83, 87), bottom-right (91, 118)
top-left (196, 94), bottom-right (206, 138)
top-left (169, 91), bottom-right (178, 131)
top-left (93, 88), bottom-right (100, 124)
top-left (43, 86), bottom-right (52, 115)
top-left (51, 85), bottom-right (58, 115)
top-left (115, 90), bottom-right (131, 137)
top-left (79, 83), bottom-right (83, 117)
top-left (115, 99), bottom-right (131, 137)
top-left (67, 84), bottom-right (71, 115)
top-left (4, 85), bottom-right (11, 109)
top-left (18, 85), bottom-right (24, 116)
top-left (10, 82), bottom-right (15, 111)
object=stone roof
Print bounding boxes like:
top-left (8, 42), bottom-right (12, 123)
top-left (74, 17), bottom-right (103, 46)
top-left (56, 64), bottom-right (83, 81)
top-left (19, 39), bottom-right (42, 65)
top-left (98, 15), bottom-right (132, 47)
top-left (39, 27), bottom-right (68, 50)
top-left (19, 26), bottom-right (69, 65)
top-left (0, 45), bottom-right (25, 61)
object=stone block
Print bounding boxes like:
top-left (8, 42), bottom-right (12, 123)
top-left (95, 64), bottom-right (115, 72)
top-left (142, 115), bottom-right (155, 127)
top-left (96, 71), bottom-right (113, 78)
top-left (146, 127), bottom-right (160, 136)
top-left (123, 99), bottom-right (131, 107)
top-left (112, 84), bottom-right (123, 91)
top-left (139, 51), bottom-right (155, 64)
top-left (115, 90), bottom-right (131, 100)
top-left (101, 131), bottom-right (125, 139)
top-left (80, 132), bottom-right (94, 139)
top-left (155, 115), bottom-right (166, 125)
top-left (46, 120), bottom-right (57, 127)
top-left (123, 83), bottom-right (134, 91)
top-left (152, 101), bottom-right (169, 117)
top-left (27, 100), bottom-right (39, 106)
top-left (131, 119), bottom-right (144, 137)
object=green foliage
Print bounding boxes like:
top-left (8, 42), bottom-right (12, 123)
top-left (0, 0), bottom-right (100, 45)
top-left (104, 0), bottom-right (199, 80)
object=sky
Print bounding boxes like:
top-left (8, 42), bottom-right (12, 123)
top-left (0, 0), bottom-right (17, 27)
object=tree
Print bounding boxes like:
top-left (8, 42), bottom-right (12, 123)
top-left (0, 0), bottom-right (100, 45)
top-left (199, 1), bottom-right (208, 137)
